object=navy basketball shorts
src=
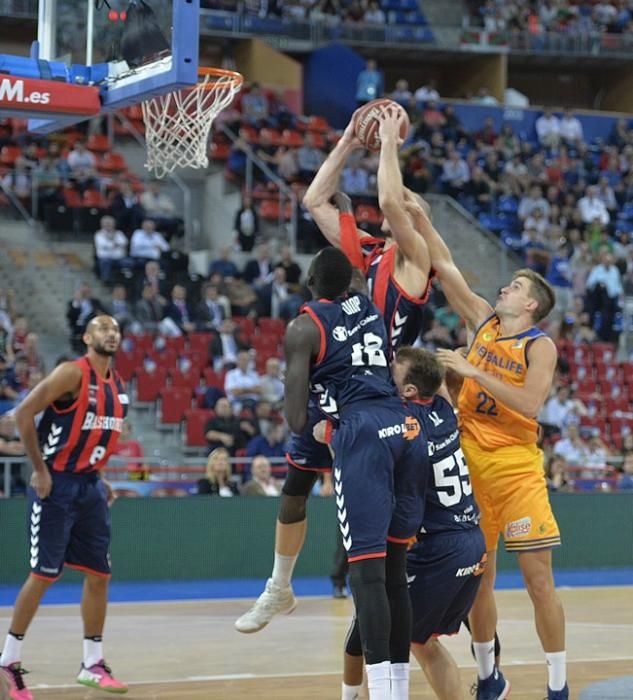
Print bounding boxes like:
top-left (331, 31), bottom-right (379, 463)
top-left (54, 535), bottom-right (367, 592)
top-left (407, 527), bottom-right (486, 644)
top-left (331, 399), bottom-right (424, 562)
top-left (286, 405), bottom-right (334, 473)
top-left (27, 471), bottom-right (112, 581)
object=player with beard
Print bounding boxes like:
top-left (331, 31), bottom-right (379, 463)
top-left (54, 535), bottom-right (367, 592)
top-left (0, 316), bottom-right (129, 699)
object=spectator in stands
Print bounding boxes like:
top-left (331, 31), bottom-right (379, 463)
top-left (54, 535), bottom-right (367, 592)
top-left (257, 266), bottom-right (303, 320)
top-left (66, 140), bottom-right (97, 192)
top-left (553, 423), bottom-right (589, 465)
top-left (0, 288), bottom-right (14, 327)
top-left (140, 181), bottom-right (183, 239)
top-left (341, 161), bottom-right (370, 195)
top-left (133, 283), bottom-right (167, 335)
top-left (310, 0), bottom-right (342, 24)
top-left (618, 452), bottom-right (633, 490)
top-left (441, 149), bottom-right (470, 198)
top-left (0, 413), bottom-right (25, 457)
top-left (246, 422), bottom-right (287, 463)
top-left (260, 356), bottom-right (284, 408)
top-left (196, 283), bottom-right (228, 331)
top-left (389, 79), bottom-right (412, 106)
top-left (546, 455), bottom-right (572, 492)
top-left (209, 246), bottom-right (240, 280)
top-left (559, 107), bottom-right (584, 146)
top-left (578, 185), bottom-right (610, 227)
top-left (241, 454), bottom-right (281, 496)
top-left (414, 80), bottom-right (440, 106)
top-left (224, 349), bottom-right (262, 411)
top-left (540, 384), bottom-right (587, 433)
top-left (585, 249), bottom-right (623, 342)
top-left (248, 399), bottom-right (277, 436)
top-left (297, 132), bottom-right (325, 183)
top-left (523, 206), bottom-right (549, 238)
top-left (233, 195), bottom-right (260, 252)
top-left (9, 316), bottom-right (28, 357)
top-left (355, 58), bottom-right (383, 106)
top-left (197, 447), bottom-right (240, 496)
top-left (583, 432), bottom-right (610, 475)
top-left (518, 184), bottom-right (550, 222)
top-left (94, 215), bottom-right (131, 284)
top-left (110, 422), bottom-right (148, 480)
top-left (463, 166), bottom-right (494, 213)
top-left (109, 181), bottom-right (145, 234)
top-left (241, 82), bottom-right (270, 128)
top-left (21, 334), bottom-right (44, 374)
top-left (0, 354), bottom-right (30, 404)
top-left (363, 0), bottom-right (386, 24)
top-left (105, 284), bottom-right (135, 332)
top-left (137, 260), bottom-right (169, 302)
top-left (224, 276), bottom-right (259, 317)
top-left (130, 219), bottom-right (170, 269)
top-left (535, 109), bottom-right (561, 149)
top-left (210, 318), bottom-right (248, 370)
top-left (66, 281), bottom-right (105, 353)
top-left (471, 87), bottom-right (498, 105)
top-left (2, 156), bottom-right (32, 204)
top-left (546, 241), bottom-right (573, 314)
top-left (204, 398), bottom-right (250, 456)
top-left (164, 285), bottom-right (196, 335)
top-left (243, 242), bottom-right (274, 287)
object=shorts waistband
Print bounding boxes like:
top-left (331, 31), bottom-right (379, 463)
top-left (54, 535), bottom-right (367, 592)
top-left (49, 469), bottom-right (100, 482)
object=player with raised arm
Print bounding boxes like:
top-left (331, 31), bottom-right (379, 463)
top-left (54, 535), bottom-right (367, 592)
top-left (0, 316), bottom-right (129, 699)
top-left (405, 200), bottom-right (567, 700)
top-left (303, 106), bottom-right (432, 355)
top-left (234, 108), bottom-right (433, 636)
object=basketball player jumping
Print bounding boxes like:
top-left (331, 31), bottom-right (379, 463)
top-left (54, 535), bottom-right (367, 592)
top-left (0, 316), bottom-right (129, 699)
top-left (405, 200), bottom-right (568, 700)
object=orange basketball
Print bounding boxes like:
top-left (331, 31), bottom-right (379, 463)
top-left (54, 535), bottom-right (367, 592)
top-left (353, 98), bottom-right (410, 151)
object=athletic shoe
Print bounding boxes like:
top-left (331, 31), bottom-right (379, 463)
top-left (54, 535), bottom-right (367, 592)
top-left (545, 684), bottom-right (569, 700)
top-left (333, 584), bottom-right (348, 599)
top-left (474, 667), bottom-right (511, 700)
top-left (234, 578), bottom-right (297, 633)
top-left (0, 663), bottom-right (33, 700)
top-left (77, 660), bottom-right (128, 694)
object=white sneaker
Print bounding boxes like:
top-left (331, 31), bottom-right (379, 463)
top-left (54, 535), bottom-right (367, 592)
top-left (234, 578), bottom-right (297, 633)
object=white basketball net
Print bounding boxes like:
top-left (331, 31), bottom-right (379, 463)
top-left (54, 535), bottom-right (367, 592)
top-left (142, 70), bottom-right (242, 179)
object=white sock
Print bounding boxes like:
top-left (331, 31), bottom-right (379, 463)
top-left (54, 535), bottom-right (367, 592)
top-left (473, 640), bottom-right (496, 680)
top-left (271, 552), bottom-right (298, 589)
top-left (83, 637), bottom-right (103, 669)
top-left (0, 632), bottom-right (24, 667)
top-left (366, 660), bottom-right (390, 700)
top-left (546, 651), bottom-right (567, 691)
top-left (390, 662), bottom-right (409, 699)
top-left (342, 681), bottom-right (362, 700)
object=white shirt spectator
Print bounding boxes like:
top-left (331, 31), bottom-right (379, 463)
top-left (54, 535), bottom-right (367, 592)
top-left (518, 193), bottom-right (550, 220)
top-left (553, 436), bottom-right (588, 465)
top-left (130, 227), bottom-right (170, 260)
top-left (341, 166), bottom-right (369, 194)
top-left (224, 365), bottom-right (262, 406)
top-left (559, 114), bottom-right (584, 143)
top-left (535, 113), bottom-right (561, 145)
top-left (586, 262), bottom-right (623, 298)
top-left (140, 188), bottom-right (177, 218)
top-left (67, 146), bottom-right (96, 172)
top-left (578, 191), bottom-right (610, 225)
top-left (364, 4), bottom-right (386, 23)
top-left (540, 390), bottom-right (587, 430)
top-left (442, 155), bottom-right (470, 185)
top-left (95, 228), bottom-right (128, 261)
top-left (414, 84), bottom-right (440, 103)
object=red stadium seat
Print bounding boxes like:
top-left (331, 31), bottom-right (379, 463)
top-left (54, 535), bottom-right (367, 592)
top-left (129, 334), bottom-right (154, 353)
top-left (252, 335), bottom-right (279, 355)
top-left (595, 363), bottom-right (622, 384)
top-left (148, 348), bottom-right (179, 371)
top-left (604, 397), bottom-right (631, 414)
top-left (259, 199), bottom-right (280, 221)
top-left (355, 204), bottom-right (382, 225)
top-left (170, 368), bottom-right (201, 391)
top-left (158, 386), bottom-right (192, 425)
top-left (203, 368), bottom-right (225, 390)
top-left (187, 333), bottom-right (211, 356)
top-left (234, 317), bottom-right (256, 337)
top-left (184, 409), bottom-right (215, 447)
top-left (164, 336), bottom-right (186, 352)
top-left (86, 134), bottom-right (111, 153)
top-left (307, 115), bottom-right (329, 132)
top-left (570, 344), bottom-right (591, 364)
top-left (0, 146), bottom-right (22, 166)
top-left (114, 350), bottom-right (145, 382)
top-left (592, 343), bottom-right (616, 363)
top-left (97, 152), bottom-right (127, 174)
top-left (281, 129), bottom-right (304, 147)
top-left (258, 317), bottom-right (286, 336)
top-left (82, 190), bottom-right (107, 209)
top-left (136, 368), bottom-right (168, 402)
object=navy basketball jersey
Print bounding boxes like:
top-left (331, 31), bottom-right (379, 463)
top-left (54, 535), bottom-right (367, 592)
top-left (409, 395), bottom-right (479, 534)
top-left (301, 292), bottom-right (396, 410)
top-left (37, 356), bottom-right (129, 473)
top-left (338, 216), bottom-right (430, 355)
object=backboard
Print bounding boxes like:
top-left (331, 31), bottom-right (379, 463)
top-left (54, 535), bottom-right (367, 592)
top-left (26, 0), bottom-right (199, 133)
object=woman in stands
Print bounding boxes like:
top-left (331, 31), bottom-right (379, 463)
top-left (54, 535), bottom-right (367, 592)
top-left (197, 447), bottom-right (240, 497)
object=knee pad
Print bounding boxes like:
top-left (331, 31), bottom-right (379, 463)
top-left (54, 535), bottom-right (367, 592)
top-left (281, 465), bottom-right (318, 498)
top-left (278, 494), bottom-right (308, 524)
top-left (349, 557), bottom-right (386, 587)
top-left (344, 617), bottom-right (363, 657)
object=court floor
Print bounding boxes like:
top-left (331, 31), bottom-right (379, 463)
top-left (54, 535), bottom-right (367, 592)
top-left (1, 586), bottom-right (631, 699)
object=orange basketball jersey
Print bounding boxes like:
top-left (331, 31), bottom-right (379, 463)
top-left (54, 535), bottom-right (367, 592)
top-left (458, 315), bottom-right (549, 450)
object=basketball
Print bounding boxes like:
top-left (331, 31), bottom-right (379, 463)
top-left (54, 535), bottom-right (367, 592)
top-left (353, 98), bottom-right (410, 151)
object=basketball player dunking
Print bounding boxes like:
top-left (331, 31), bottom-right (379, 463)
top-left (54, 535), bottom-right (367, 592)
top-left (0, 316), bottom-right (129, 699)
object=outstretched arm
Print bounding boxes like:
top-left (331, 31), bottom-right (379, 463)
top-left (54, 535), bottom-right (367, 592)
top-left (283, 313), bottom-right (321, 434)
top-left (303, 116), bottom-right (364, 246)
top-left (376, 109), bottom-right (430, 275)
top-left (403, 195), bottom-right (493, 331)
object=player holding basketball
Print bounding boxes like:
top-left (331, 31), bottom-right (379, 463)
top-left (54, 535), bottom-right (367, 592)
top-left (235, 107), bottom-right (433, 636)
top-left (282, 246), bottom-right (429, 699)
top-left (405, 200), bottom-right (568, 700)
top-left (0, 316), bottom-right (129, 699)
top-left (316, 346), bottom-right (486, 700)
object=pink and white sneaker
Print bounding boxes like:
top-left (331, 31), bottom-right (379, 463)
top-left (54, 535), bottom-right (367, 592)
top-left (77, 659), bottom-right (128, 694)
top-left (0, 662), bottom-right (33, 700)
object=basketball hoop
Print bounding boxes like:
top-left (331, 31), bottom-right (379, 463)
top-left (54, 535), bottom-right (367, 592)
top-left (141, 67), bottom-right (243, 178)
